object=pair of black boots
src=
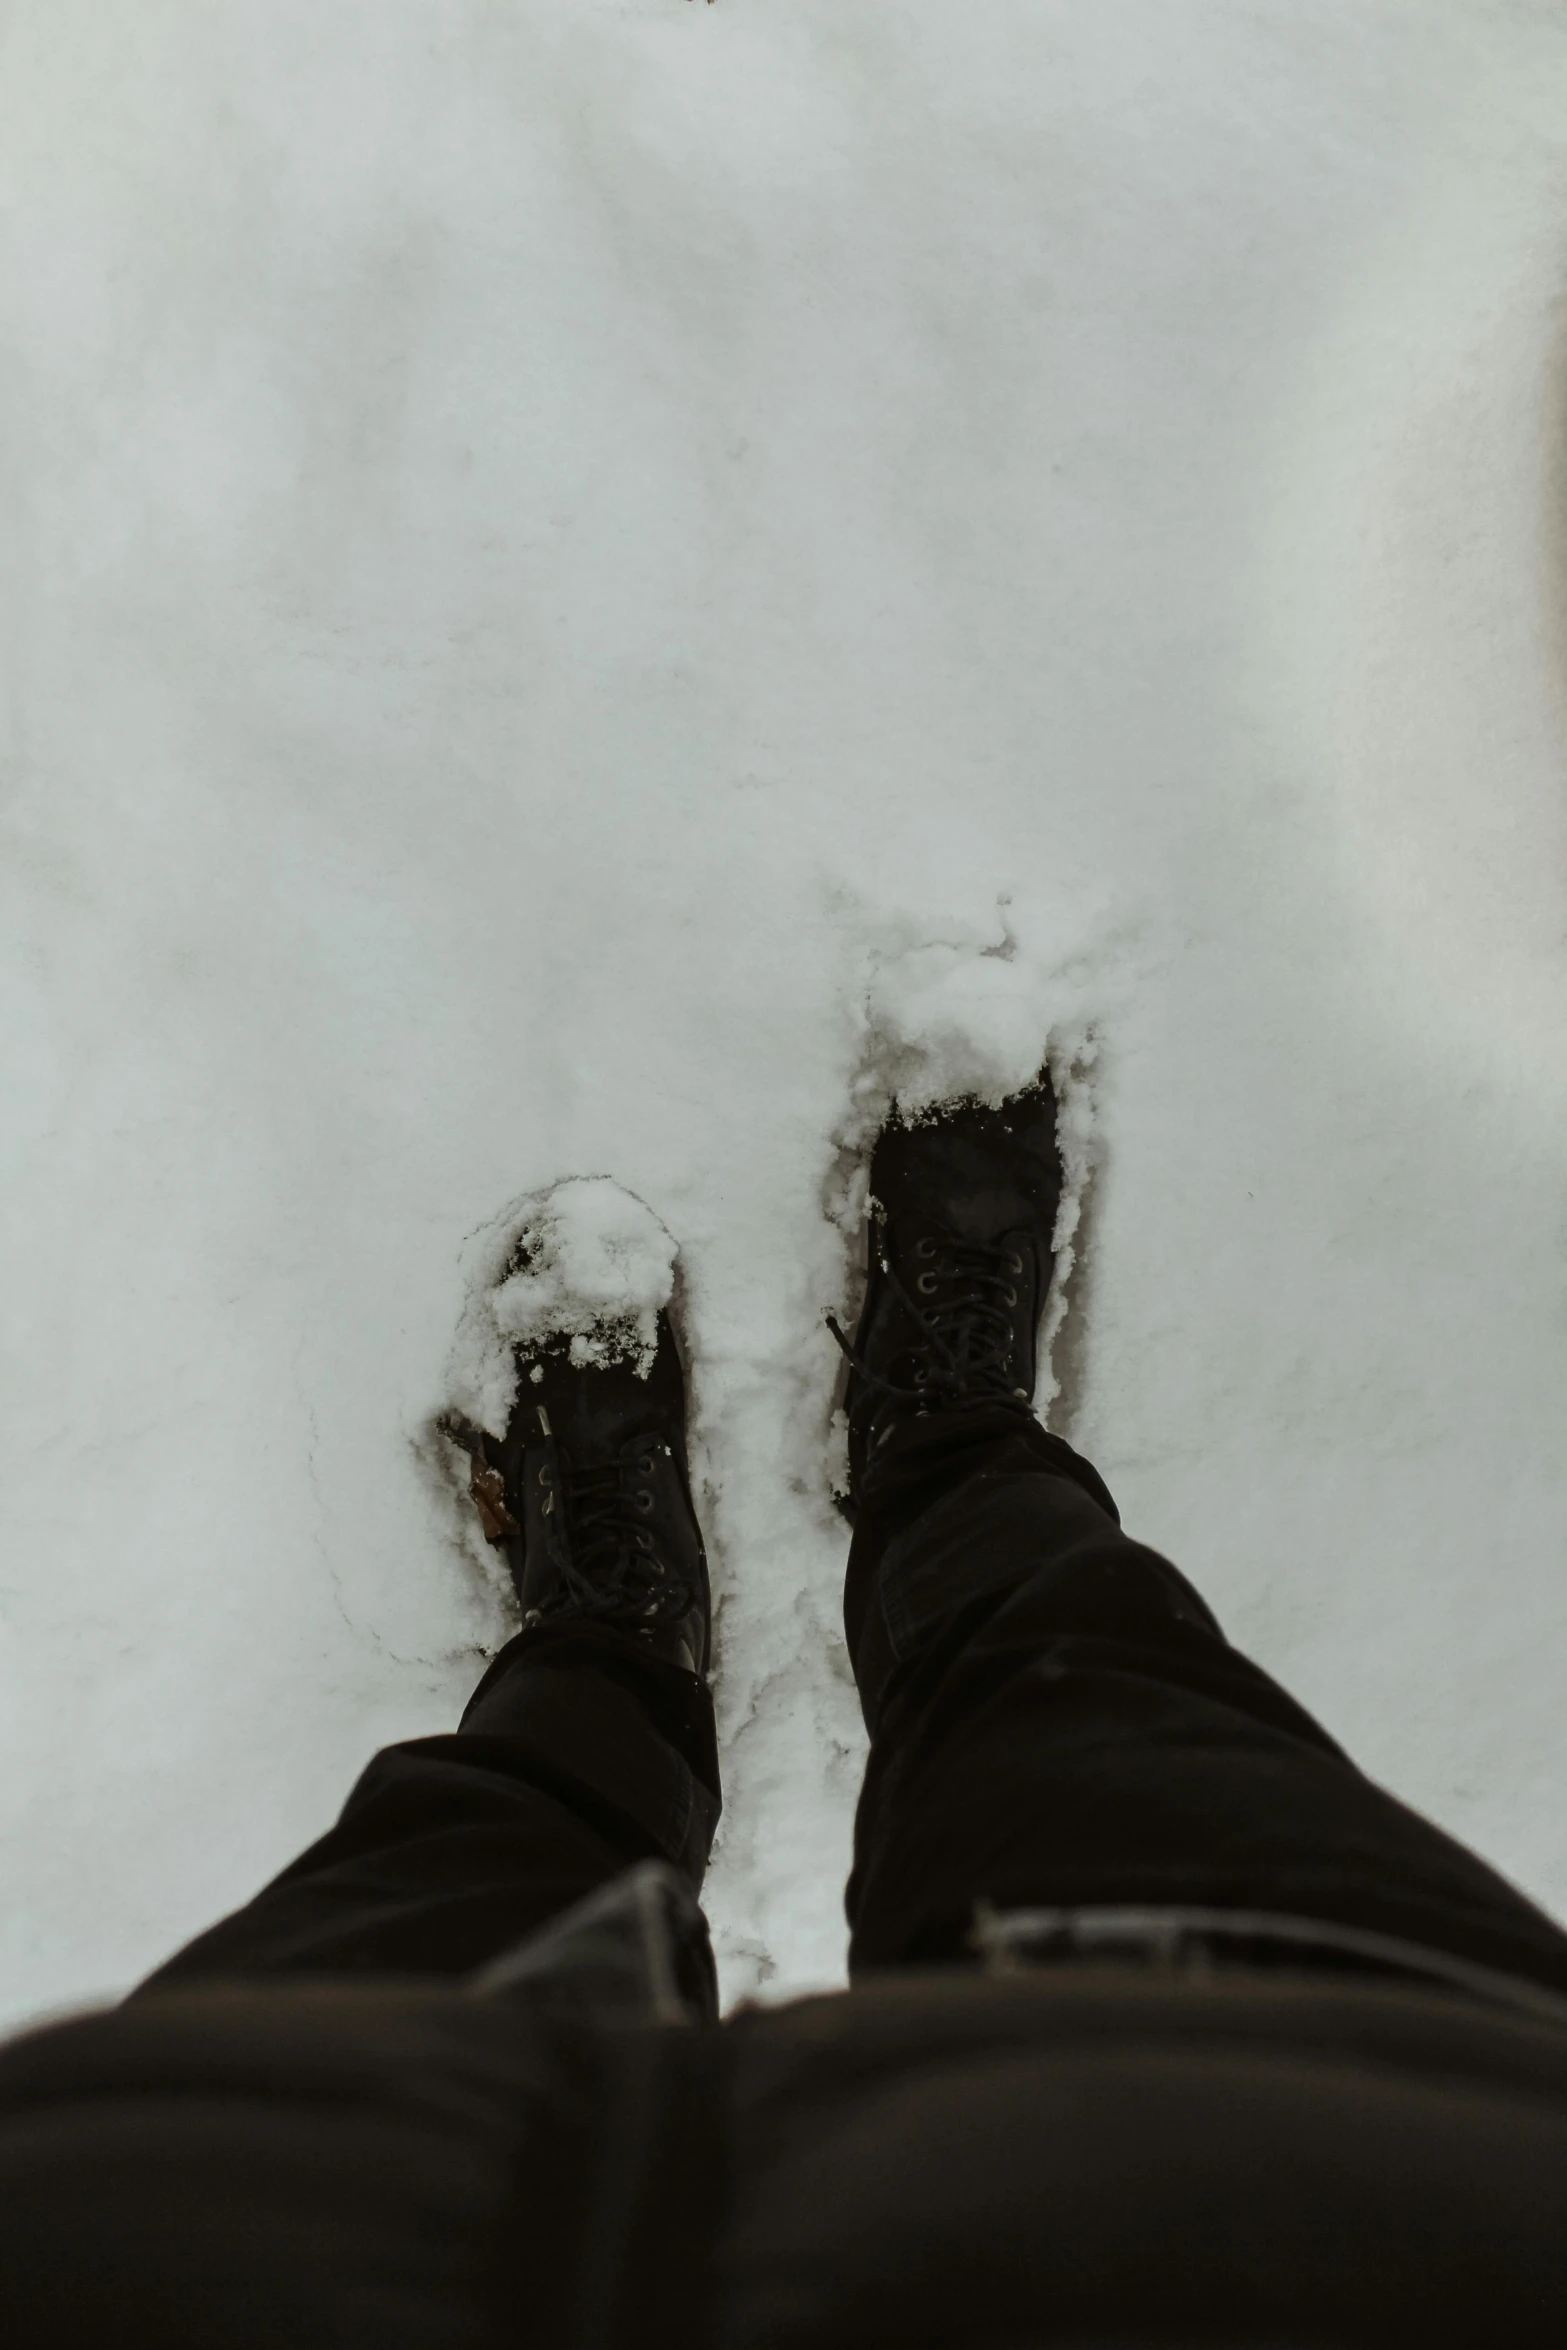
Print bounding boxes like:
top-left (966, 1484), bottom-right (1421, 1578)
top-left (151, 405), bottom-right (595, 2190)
top-left (473, 1075), bottom-right (1064, 1676)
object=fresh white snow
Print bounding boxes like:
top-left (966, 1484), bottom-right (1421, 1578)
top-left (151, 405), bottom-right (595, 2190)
top-left (452, 1176), bottom-right (681, 1432)
top-left (6, 0), bottom-right (1567, 2021)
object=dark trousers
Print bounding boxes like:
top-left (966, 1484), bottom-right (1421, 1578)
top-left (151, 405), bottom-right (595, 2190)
top-left (142, 1410), bottom-right (1567, 2001)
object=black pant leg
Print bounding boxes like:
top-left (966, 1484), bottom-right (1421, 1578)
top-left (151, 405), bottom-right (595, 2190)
top-left (844, 1407), bottom-right (1567, 1994)
top-left (138, 1624), bottom-right (720, 1990)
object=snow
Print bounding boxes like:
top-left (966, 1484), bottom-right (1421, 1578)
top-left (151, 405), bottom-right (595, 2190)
top-left (7, 0), bottom-right (1567, 2021)
top-left (448, 1177), bottom-right (680, 1437)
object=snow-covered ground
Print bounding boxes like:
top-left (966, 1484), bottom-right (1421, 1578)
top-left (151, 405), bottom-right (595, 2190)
top-left (6, 0), bottom-right (1567, 2023)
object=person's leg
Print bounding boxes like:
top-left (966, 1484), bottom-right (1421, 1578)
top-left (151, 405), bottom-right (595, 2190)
top-left (833, 1075), bottom-right (1567, 1995)
top-left (138, 1622), bottom-right (718, 1989)
top-left (844, 1400), bottom-right (1567, 1993)
top-left (139, 1283), bottom-right (718, 1993)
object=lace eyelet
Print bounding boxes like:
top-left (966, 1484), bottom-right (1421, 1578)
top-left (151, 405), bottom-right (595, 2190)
top-left (638, 1453), bottom-right (655, 1476)
top-left (917, 1271), bottom-right (938, 1295)
top-left (635, 1490), bottom-right (654, 1514)
top-left (1002, 1285), bottom-right (1017, 1306)
top-left (1007, 1252), bottom-right (1023, 1275)
top-left (916, 1238), bottom-right (936, 1261)
top-left (637, 1530), bottom-right (655, 1553)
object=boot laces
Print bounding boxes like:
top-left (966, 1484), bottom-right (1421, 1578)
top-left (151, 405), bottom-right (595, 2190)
top-left (827, 1225), bottom-right (1033, 1415)
top-left (533, 1442), bottom-right (696, 1629)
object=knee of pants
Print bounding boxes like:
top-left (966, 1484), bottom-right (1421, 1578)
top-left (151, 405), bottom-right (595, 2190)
top-left (855, 1466), bottom-right (1220, 1722)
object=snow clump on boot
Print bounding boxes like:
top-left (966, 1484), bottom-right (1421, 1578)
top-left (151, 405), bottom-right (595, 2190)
top-left (445, 1177), bottom-right (677, 1437)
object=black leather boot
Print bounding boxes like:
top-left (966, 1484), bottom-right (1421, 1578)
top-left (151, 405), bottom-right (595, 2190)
top-left (829, 1069), bottom-right (1064, 1514)
top-left (461, 1315), bottom-right (711, 1676)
